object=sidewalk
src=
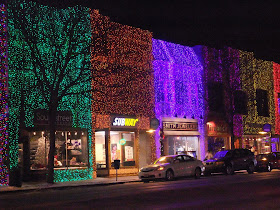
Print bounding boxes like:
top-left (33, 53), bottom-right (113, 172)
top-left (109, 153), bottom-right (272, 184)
top-left (0, 176), bottom-right (140, 194)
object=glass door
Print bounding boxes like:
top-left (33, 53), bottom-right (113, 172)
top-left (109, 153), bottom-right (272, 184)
top-left (95, 131), bottom-right (107, 169)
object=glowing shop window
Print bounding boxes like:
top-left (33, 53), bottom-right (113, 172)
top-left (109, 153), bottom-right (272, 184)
top-left (167, 136), bottom-right (199, 158)
top-left (95, 131), bottom-right (106, 169)
top-left (29, 130), bottom-right (88, 170)
top-left (110, 131), bottom-right (135, 167)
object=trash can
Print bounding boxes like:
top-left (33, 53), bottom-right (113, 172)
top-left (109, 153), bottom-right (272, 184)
top-left (9, 166), bottom-right (22, 187)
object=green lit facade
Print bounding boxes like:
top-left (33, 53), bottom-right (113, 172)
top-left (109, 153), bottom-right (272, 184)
top-left (7, 0), bottom-right (93, 182)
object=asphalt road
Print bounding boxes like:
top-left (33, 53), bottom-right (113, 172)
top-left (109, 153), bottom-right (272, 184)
top-left (1, 170), bottom-right (280, 210)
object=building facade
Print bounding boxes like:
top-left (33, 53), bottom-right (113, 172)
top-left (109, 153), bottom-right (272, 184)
top-left (153, 39), bottom-right (206, 160)
top-left (90, 10), bottom-right (156, 177)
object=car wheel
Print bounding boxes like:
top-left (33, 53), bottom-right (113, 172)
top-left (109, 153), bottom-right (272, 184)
top-left (165, 169), bottom-right (174, 181)
top-left (194, 167), bottom-right (201, 179)
top-left (267, 164), bottom-right (271, 172)
top-left (225, 165), bottom-right (234, 175)
top-left (247, 163), bottom-right (255, 174)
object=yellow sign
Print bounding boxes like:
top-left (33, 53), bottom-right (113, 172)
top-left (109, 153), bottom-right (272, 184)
top-left (112, 117), bottom-right (139, 127)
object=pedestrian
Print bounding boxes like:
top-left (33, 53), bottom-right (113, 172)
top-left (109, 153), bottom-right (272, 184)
top-left (204, 150), bottom-right (213, 161)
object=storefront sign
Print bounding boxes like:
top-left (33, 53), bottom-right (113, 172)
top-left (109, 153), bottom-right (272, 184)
top-left (111, 117), bottom-right (139, 127)
top-left (207, 121), bottom-right (229, 136)
top-left (263, 124), bottom-right (271, 132)
top-left (34, 109), bottom-right (73, 126)
top-left (163, 121), bottom-right (198, 131)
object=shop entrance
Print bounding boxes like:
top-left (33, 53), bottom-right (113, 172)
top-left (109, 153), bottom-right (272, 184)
top-left (95, 130), bottom-right (136, 176)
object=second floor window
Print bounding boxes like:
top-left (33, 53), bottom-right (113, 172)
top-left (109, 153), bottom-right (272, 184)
top-left (208, 82), bottom-right (224, 113)
top-left (234, 90), bottom-right (248, 115)
top-left (256, 89), bottom-right (269, 117)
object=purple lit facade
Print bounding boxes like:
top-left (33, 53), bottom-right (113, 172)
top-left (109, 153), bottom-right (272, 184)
top-left (153, 39), bottom-right (206, 160)
top-left (202, 46), bottom-right (243, 152)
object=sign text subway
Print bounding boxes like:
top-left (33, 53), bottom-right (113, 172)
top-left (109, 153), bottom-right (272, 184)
top-left (112, 117), bottom-right (139, 127)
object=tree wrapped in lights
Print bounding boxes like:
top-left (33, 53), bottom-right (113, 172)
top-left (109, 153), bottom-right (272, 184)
top-left (7, 0), bottom-right (107, 183)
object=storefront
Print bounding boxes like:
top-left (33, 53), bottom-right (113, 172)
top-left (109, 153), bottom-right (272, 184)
top-left (161, 118), bottom-right (200, 158)
top-left (95, 115), bottom-right (153, 177)
top-left (242, 123), bottom-right (279, 155)
top-left (19, 110), bottom-right (90, 181)
top-left (206, 121), bottom-right (231, 155)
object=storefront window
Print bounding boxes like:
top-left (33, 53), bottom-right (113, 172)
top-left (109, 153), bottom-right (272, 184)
top-left (166, 136), bottom-right (199, 158)
top-left (110, 131), bottom-right (135, 167)
top-left (29, 130), bottom-right (88, 170)
top-left (95, 131), bottom-right (106, 169)
top-left (208, 137), bottom-right (229, 155)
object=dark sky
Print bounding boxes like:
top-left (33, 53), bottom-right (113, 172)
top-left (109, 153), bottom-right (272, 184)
top-left (13, 0), bottom-right (280, 63)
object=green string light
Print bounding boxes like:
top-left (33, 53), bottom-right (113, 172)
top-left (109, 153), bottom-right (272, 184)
top-left (8, 0), bottom-right (93, 182)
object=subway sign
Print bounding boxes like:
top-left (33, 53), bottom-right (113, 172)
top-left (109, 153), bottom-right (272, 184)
top-left (111, 117), bottom-right (139, 127)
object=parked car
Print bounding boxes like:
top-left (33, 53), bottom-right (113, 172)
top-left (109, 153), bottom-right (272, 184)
top-left (256, 152), bottom-right (280, 172)
top-left (204, 149), bottom-right (256, 175)
top-left (139, 155), bottom-right (205, 182)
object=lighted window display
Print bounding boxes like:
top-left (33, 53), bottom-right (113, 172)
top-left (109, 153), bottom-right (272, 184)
top-left (95, 131), bottom-right (106, 169)
top-left (29, 130), bottom-right (88, 170)
top-left (165, 136), bottom-right (199, 158)
top-left (110, 131), bottom-right (135, 166)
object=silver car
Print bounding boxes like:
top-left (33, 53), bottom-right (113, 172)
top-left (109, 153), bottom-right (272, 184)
top-left (139, 154), bottom-right (205, 182)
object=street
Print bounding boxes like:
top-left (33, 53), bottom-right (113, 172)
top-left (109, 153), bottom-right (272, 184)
top-left (1, 170), bottom-right (280, 210)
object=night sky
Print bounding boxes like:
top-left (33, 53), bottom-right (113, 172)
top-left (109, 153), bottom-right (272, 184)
top-left (7, 0), bottom-right (280, 63)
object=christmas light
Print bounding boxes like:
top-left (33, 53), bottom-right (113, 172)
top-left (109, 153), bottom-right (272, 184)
top-left (202, 46), bottom-right (243, 139)
top-left (7, 0), bottom-right (93, 182)
top-left (240, 51), bottom-right (275, 135)
top-left (153, 39), bottom-right (205, 159)
top-left (0, 3), bottom-right (9, 186)
top-left (90, 10), bottom-right (155, 168)
top-left (273, 63), bottom-right (280, 134)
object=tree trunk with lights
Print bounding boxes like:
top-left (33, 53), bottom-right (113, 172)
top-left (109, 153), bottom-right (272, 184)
top-left (47, 103), bottom-right (58, 183)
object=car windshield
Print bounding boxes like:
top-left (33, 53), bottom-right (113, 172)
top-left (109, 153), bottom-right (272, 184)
top-left (213, 151), bottom-right (229, 159)
top-left (257, 154), bottom-right (268, 160)
top-left (274, 152), bottom-right (280, 158)
top-left (154, 156), bottom-right (174, 164)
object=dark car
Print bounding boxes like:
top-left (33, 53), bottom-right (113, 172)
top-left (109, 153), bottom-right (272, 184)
top-left (204, 149), bottom-right (256, 175)
top-left (256, 152), bottom-right (280, 172)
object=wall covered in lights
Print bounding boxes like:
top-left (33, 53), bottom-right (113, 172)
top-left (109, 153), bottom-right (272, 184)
top-left (7, 0), bottom-right (93, 182)
top-left (273, 63), bottom-right (280, 134)
top-left (240, 51), bottom-right (275, 135)
top-left (90, 10), bottom-right (156, 172)
top-left (153, 39), bottom-right (205, 159)
top-left (202, 46), bottom-right (243, 138)
top-left (0, 3), bottom-right (9, 186)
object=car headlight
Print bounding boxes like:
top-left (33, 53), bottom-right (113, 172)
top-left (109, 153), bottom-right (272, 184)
top-left (262, 157), bottom-right (267, 161)
top-left (157, 166), bottom-right (165, 171)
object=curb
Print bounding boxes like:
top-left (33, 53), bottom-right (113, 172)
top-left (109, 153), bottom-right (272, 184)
top-left (0, 179), bottom-right (141, 194)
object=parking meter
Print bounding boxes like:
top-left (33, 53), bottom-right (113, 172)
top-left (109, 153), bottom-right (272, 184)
top-left (113, 160), bottom-right (120, 181)
top-left (113, 160), bottom-right (120, 169)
